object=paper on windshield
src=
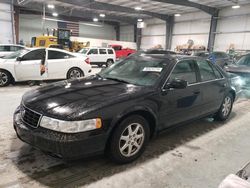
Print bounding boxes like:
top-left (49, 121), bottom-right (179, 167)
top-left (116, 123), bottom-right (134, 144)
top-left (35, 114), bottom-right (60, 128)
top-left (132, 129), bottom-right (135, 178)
top-left (142, 67), bottom-right (163, 72)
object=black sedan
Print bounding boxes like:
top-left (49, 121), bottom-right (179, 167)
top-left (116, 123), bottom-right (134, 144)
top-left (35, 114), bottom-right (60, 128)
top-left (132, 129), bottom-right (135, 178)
top-left (193, 51), bottom-right (233, 68)
top-left (14, 53), bottom-right (236, 164)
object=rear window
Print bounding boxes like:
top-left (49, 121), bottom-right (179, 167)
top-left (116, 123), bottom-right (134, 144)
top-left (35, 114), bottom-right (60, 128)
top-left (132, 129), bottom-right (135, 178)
top-left (108, 49), bottom-right (114, 54)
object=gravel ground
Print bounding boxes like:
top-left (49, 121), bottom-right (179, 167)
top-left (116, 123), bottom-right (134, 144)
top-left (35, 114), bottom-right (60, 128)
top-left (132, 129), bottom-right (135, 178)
top-left (0, 80), bottom-right (250, 188)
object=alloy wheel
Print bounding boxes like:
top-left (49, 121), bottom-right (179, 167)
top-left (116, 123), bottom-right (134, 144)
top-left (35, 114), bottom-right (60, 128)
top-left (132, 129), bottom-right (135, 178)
top-left (222, 96), bottom-right (232, 117)
top-left (0, 72), bottom-right (8, 86)
top-left (69, 69), bottom-right (81, 79)
top-left (119, 123), bottom-right (145, 157)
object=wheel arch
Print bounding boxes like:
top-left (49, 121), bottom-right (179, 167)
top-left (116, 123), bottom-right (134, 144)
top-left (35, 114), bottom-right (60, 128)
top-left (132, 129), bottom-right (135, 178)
top-left (0, 68), bottom-right (15, 83)
top-left (66, 67), bottom-right (84, 79)
top-left (229, 89), bottom-right (236, 101)
top-left (108, 107), bottom-right (158, 140)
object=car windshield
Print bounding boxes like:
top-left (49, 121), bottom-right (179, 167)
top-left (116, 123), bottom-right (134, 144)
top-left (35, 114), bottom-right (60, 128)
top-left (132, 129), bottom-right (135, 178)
top-left (78, 48), bottom-right (89, 54)
top-left (99, 55), bottom-right (169, 86)
top-left (2, 49), bottom-right (30, 59)
top-left (237, 54), bottom-right (250, 66)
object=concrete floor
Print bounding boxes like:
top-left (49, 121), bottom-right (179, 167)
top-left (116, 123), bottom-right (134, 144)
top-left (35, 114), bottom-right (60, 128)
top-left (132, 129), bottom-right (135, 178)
top-left (0, 73), bottom-right (250, 187)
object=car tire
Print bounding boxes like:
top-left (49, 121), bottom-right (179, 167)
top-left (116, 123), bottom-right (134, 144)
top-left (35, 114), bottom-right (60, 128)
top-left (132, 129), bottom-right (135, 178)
top-left (98, 64), bottom-right (103, 68)
top-left (108, 115), bottom-right (150, 164)
top-left (214, 93), bottom-right (233, 121)
top-left (67, 68), bottom-right (84, 79)
top-left (106, 59), bottom-right (113, 67)
top-left (0, 70), bottom-right (11, 87)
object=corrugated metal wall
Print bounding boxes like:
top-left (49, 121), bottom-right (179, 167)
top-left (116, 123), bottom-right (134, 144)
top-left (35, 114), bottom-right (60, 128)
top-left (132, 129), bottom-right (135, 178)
top-left (0, 3), bottom-right (14, 44)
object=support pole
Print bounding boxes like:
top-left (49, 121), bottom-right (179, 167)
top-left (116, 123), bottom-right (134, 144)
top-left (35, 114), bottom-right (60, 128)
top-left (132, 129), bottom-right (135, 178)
top-left (165, 16), bottom-right (174, 50)
top-left (134, 24), bottom-right (142, 50)
top-left (207, 10), bottom-right (219, 52)
top-left (115, 23), bottom-right (120, 41)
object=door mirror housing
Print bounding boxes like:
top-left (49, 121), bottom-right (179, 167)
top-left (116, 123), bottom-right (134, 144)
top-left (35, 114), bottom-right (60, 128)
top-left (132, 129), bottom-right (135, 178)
top-left (165, 79), bottom-right (188, 89)
top-left (16, 57), bottom-right (22, 61)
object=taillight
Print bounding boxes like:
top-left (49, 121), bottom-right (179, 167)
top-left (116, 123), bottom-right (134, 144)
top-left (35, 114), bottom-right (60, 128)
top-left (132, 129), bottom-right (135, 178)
top-left (85, 58), bottom-right (90, 64)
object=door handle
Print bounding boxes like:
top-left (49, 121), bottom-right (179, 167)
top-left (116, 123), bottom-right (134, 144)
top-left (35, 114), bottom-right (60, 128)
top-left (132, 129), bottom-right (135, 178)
top-left (193, 91), bottom-right (200, 95)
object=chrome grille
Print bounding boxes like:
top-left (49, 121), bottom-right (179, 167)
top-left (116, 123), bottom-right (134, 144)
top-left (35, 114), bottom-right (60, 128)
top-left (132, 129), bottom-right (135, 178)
top-left (20, 105), bottom-right (42, 128)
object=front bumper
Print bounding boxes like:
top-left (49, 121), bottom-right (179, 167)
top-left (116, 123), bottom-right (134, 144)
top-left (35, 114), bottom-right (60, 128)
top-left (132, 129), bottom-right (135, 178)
top-left (13, 109), bottom-right (108, 160)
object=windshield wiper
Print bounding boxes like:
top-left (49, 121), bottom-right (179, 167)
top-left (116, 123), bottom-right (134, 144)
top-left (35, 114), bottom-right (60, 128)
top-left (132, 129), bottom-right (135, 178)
top-left (105, 77), bottom-right (131, 84)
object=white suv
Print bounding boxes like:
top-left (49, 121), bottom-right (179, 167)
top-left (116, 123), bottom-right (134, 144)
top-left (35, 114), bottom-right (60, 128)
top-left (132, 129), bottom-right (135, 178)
top-left (78, 47), bottom-right (116, 67)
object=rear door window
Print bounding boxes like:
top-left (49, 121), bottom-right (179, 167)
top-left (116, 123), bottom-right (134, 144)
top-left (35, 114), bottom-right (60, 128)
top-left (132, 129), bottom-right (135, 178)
top-left (48, 50), bottom-right (73, 59)
top-left (197, 60), bottom-right (217, 81)
top-left (99, 49), bottom-right (107, 54)
top-left (170, 60), bottom-right (198, 84)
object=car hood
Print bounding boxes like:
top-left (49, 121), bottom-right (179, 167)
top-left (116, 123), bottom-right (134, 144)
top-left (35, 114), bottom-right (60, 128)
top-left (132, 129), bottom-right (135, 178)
top-left (0, 58), bottom-right (15, 63)
top-left (22, 75), bottom-right (154, 120)
top-left (225, 64), bottom-right (250, 73)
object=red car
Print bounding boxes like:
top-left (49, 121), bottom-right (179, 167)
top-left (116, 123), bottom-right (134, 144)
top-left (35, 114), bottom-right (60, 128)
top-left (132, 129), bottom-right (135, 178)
top-left (109, 44), bottom-right (136, 60)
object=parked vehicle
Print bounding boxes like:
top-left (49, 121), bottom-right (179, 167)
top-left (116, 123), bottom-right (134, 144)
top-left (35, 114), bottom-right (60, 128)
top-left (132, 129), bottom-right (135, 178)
top-left (219, 162), bottom-right (250, 188)
top-left (14, 53), bottom-right (236, 163)
top-left (109, 44), bottom-right (136, 60)
top-left (0, 44), bottom-right (25, 58)
top-left (144, 49), bottom-right (177, 55)
top-left (193, 51), bottom-right (233, 68)
top-left (77, 47), bottom-right (116, 67)
top-left (224, 53), bottom-right (250, 88)
top-left (0, 48), bottom-right (92, 87)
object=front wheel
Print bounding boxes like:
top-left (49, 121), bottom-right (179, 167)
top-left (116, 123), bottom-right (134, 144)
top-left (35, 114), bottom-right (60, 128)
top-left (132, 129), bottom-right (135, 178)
top-left (108, 115), bottom-right (150, 164)
top-left (67, 68), bottom-right (84, 79)
top-left (0, 70), bottom-right (11, 87)
top-left (214, 93), bottom-right (233, 121)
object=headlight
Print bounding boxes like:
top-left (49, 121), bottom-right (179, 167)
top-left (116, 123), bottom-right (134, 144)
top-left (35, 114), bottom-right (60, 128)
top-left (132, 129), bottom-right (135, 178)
top-left (40, 116), bottom-right (102, 133)
top-left (233, 77), bottom-right (244, 86)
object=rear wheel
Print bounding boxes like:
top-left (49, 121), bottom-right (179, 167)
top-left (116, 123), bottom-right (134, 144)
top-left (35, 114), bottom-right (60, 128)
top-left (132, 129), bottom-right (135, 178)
top-left (108, 115), bottom-right (150, 164)
top-left (67, 68), bottom-right (84, 79)
top-left (106, 59), bottom-right (113, 67)
top-left (0, 70), bottom-right (11, 87)
top-left (214, 93), bottom-right (233, 121)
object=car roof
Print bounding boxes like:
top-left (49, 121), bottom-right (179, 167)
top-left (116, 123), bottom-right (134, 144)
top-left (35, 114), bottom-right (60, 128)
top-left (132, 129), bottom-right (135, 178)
top-left (0, 44), bottom-right (25, 47)
top-left (84, 47), bottom-right (113, 49)
top-left (139, 52), bottom-right (206, 64)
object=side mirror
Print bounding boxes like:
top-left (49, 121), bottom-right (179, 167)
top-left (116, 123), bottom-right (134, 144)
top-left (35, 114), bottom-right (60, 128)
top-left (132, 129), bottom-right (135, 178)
top-left (165, 79), bottom-right (188, 89)
top-left (16, 57), bottom-right (22, 61)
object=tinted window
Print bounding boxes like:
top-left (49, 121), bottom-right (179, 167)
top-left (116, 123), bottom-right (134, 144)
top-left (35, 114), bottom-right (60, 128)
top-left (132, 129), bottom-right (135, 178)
top-left (22, 49), bottom-right (45, 61)
top-left (170, 60), bottom-right (197, 84)
top-left (0, 46), bottom-right (10, 52)
top-left (197, 60), bottom-right (217, 81)
top-left (108, 49), bottom-right (114, 54)
top-left (48, 50), bottom-right (72, 59)
top-left (88, 49), bottom-right (98, 55)
top-left (10, 46), bottom-right (23, 51)
top-left (99, 49), bottom-right (107, 54)
top-left (237, 55), bottom-right (250, 66)
top-left (211, 65), bottom-right (223, 79)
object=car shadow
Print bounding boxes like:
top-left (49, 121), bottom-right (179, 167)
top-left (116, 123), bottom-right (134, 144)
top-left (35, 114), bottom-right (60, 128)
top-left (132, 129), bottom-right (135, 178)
top-left (10, 112), bottom-right (237, 187)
